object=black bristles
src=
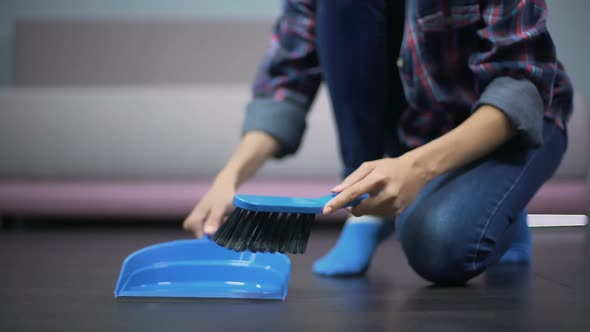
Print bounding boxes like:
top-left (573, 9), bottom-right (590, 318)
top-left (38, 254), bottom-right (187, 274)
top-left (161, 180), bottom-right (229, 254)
top-left (268, 212), bottom-right (288, 253)
top-left (212, 208), bottom-right (241, 246)
top-left (279, 213), bottom-right (297, 253)
top-left (247, 212), bottom-right (271, 252)
top-left (212, 207), bottom-right (316, 255)
top-left (235, 211), bottom-right (259, 252)
top-left (257, 212), bottom-right (276, 252)
top-left (300, 214), bottom-right (315, 253)
top-left (289, 214), bottom-right (303, 254)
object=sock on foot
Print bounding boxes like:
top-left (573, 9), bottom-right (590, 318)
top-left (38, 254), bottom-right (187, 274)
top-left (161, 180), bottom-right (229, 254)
top-left (498, 210), bottom-right (531, 264)
top-left (312, 215), bottom-right (394, 277)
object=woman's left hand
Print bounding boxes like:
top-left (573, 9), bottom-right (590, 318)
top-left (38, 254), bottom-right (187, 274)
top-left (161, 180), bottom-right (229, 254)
top-left (322, 105), bottom-right (519, 217)
top-left (323, 155), bottom-right (433, 217)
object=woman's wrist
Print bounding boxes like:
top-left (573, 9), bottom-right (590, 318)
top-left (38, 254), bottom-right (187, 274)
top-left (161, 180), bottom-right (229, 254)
top-left (403, 146), bottom-right (447, 183)
top-left (215, 131), bottom-right (279, 189)
top-left (216, 167), bottom-right (241, 189)
top-left (401, 105), bottom-right (517, 183)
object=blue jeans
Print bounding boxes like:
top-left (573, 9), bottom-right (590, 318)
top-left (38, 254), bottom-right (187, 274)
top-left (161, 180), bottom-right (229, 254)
top-left (316, 0), bottom-right (407, 178)
top-left (396, 119), bottom-right (566, 284)
top-left (316, 0), bottom-right (568, 283)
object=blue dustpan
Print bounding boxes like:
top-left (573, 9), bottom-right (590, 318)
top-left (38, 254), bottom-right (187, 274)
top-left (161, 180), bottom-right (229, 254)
top-left (114, 237), bottom-right (291, 300)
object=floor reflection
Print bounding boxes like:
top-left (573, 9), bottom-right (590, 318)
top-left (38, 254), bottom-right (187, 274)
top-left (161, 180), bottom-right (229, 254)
top-left (485, 263), bottom-right (532, 288)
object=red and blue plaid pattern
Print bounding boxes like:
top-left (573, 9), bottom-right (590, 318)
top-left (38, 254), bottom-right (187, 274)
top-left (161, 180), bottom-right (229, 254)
top-left (251, 0), bottom-right (573, 148)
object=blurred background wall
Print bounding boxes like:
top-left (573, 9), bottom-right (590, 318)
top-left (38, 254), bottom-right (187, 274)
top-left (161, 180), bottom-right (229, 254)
top-left (1, 0), bottom-right (586, 90)
top-left (0, 0), bottom-right (281, 85)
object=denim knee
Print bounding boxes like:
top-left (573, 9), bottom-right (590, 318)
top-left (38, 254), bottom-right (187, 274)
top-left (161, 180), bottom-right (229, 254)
top-left (399, 205), bottom-right (480, 285)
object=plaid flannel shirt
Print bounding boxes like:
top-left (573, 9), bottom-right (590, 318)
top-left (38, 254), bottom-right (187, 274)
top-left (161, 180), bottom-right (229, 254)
top-left (242, 0), bottom-right (573, 157)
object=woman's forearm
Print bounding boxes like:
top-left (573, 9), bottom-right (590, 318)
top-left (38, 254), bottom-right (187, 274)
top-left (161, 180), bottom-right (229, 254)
top-left (218, 131), bottom-right (280, 187)
top-left (404, 105), bottom-right (518, 181)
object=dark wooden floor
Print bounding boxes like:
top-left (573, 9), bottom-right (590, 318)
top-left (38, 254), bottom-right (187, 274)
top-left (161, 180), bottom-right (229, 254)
top-left (0, 220), bottom-right (588, 332)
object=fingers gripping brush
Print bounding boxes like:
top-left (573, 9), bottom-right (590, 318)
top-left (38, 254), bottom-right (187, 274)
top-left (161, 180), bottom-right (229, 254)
top-left (212, 193), bottom-right (369, 254)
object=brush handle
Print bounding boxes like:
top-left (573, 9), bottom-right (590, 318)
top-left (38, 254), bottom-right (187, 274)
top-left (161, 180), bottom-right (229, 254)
top-left (315, 193), bottom-right (370, 209)
top-left (233, 192), bottom-right (369, 214)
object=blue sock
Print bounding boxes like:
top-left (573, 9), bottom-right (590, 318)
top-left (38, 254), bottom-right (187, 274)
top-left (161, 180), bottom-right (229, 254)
top-left (312, 215), bottom-right (394, 277)
top-left (498, 210), bottom-right (531, 264)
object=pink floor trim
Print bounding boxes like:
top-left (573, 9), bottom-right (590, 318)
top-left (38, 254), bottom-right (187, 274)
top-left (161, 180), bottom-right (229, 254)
top-left (0, 178), bottom-right (587, 219)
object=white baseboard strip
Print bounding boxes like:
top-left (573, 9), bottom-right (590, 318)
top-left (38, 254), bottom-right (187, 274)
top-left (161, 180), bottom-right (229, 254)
top-left (527, 214), bottom-right (588, 227)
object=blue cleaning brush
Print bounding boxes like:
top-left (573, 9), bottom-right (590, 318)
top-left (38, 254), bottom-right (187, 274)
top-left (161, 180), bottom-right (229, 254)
top-left (212, 193), bottom-right (369, 254)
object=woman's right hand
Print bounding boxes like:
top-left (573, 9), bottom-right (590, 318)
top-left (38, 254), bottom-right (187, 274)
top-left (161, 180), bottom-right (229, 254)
top-left (182, 131), bottom-right (280, 237)
top-left (182, 174), bottom-right (237, 238)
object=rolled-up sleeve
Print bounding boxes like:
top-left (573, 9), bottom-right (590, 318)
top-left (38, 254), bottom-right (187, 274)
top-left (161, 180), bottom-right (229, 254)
top-left (242, 98), bottom-right (308, 157)
top-left (243, 0), bottom-right (322, 158)
top-left (470, 0), bottom-right (558, 147)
